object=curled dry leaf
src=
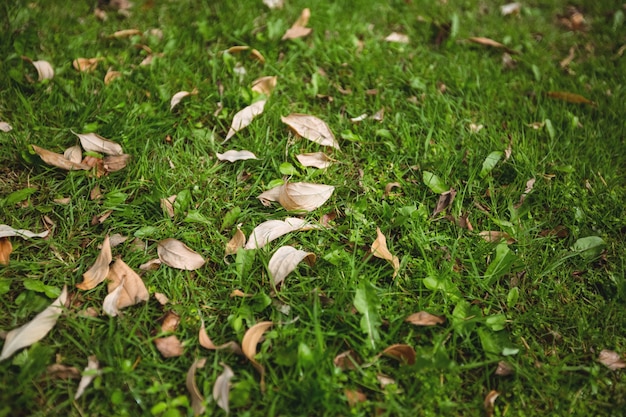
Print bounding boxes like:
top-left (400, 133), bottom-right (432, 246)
top-left (154, 335), bottom-right (184, 358)
top-left (484, 390), bottom-right (500, 417)
top-left (63, 145), bottom-right (83, 164)
top-left (385, 32), bottom-right (409, 43)
top-left (333, 350), bottom-right (361, 370)
top-left (381, 344), bottom-right (416, 365)
top-left (213, 362), bottom-right (235, 414)
top-left (258, 182), bottom-right (335, 212)
top-left (296, 152), bottom-right (334, 169)
top-left (224, 46), bottom-right (265, 64)
top-left (224, 100), bottom-right (267, 142)
top-left (230, 289), bottom-right (253, 298)
top-left (157, 238), bottom-right (206, 270)
top-left (0, 238), bottom-right (12, 265)
top-left (251, 76), bottom-right (277, 96)
top-left (501, 2), bottom-right (522, 16)
top-left (32, 145), bottom-right (91, 171)
top-left (268, 246), bottom-right (316, 287)
top-left (479, 231), bottom-right (515, 244)
top-left (244, 217), bottom-right (312, 250)
top-left (281, 113), bottom-right (339, 149)
top-left (242, 321), bottom-right (273, 392)
top-left (111, 28), bottom-right (141, 38)
top-left (30, 60), bottom-right (54, 80)
top-left (0, 286), bottom-right (67, 361)
top-left (216, 150), bottom-right (258, 162)
top-left (0, 121), bottom-right (13, 132)
top-left (77, 235), bottom-right (112, 290)
top-left (467, 37), bottom-right (518, 54)
top-left (73, 132), bottom-right (124, 156)
top-left (344, 389), bottom-right (367, 407)
top-left (225, 227), bottom-right (246, 257)
top-left (282, 8), bottom-right (312, 40)
top-left (405, 311), bottom-right (445, 326)
top-left (0, 224), bottom-right (50, 239)
top-left (546, 91), bottom-right (594, 105)
top-left (199, 321), bottom-right (243, 355)
top-left (103, 154), bottom-right (130, 172)
top-left (186, 358), bottom-right (207, 416)
top-left (432, 188), bottom-right (457, 217)
top-left (73, 57), bottom-right (102, 73)
top-left (46, 363), bottom-right (81, 380)
top-left (160, 194), bottom-right (176, 218)
top-left (104, 68), bottom-right (122, 85)
top-left (140, 258), bottom-right (162, 271)
top-left (170, 88), bottom-right (198, 111)
top-left (103, 258), bottom-right (149, 315)
top-left (495, 360), bottom-right (514, 376)
top-left (74, 355), bottom-right (100, 400)
top-left (160, 311), bottom-right (180, 332)
top-left (263, 0), bottom-right (284, 9)
top-left (598, 349), bottom-right (626, 370)
top-left (515, 178), bottom-right (536, 208)
top-left (371, 227), bottom-right (399, 277)
top-left (384, 182), bottom-right (401, 197)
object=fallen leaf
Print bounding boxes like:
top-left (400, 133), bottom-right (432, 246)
top-left (199, 321), bottom-right (243, 354)
top-left (160, 195), bottom-right (176, 218)
top-left (213, 362), bottom-right (235, 414)
top-left (484, 390), bottom-right (500, 417)
top-left (154, 335), bottom-right (184, 358)
top-left (296, 152), bottom-right (334, 169)
top-left (230, 289), bottom-right (253, 298)
top-left (251, 76), bottom-right (278, 96)
top-left (385, 32), bottom-right (409, 43)
top-left (157, 238), bottom-right (206, 270)
top-left (479, 231), bottom-right (515, 244)
top-left (77, 235), bottom-right (112, 290)
top-left (72, 132), bottom-right (124, 156)
top-left (154, 292), bottom-right (169, 305)
top-left (377, 374), bottom-right (396, 388)
top-left (257, 182), bottom-right (335, 212)
top-left (103, 154), bottom-right (130, 172)
top-left (432, 188), bottom-right (456, 217)
top-left (225, 227), bottom-right (246, 257)
top-left (30, 59), bottom-right (54, 80)
top-left (598, 349), bottom-right (626, 370)
top-left (500, 2), bottom-right (521, 16)
top-left (0, 121), bottom-right (12, 132)
top-left (245, 217), bottom-right (313, 250)
top-left (350, 113), bottom-right (368, 123)
top-left (111, 28), bottom-right (141, 38)
top-left (268, 246), bottom-right (316, 287)
top-left (333, 350), bottom-right (361, 370)
top-left (74, 355), bottom-right (100, 400)
top-left (104, 68), bottom-right (122, 85)
top-left (469, 123), bottom-right (484, 133)
top-left (216, 150), bottom-right (258, 162)
top-left (560, 46), bottom-right (576, 69)
top-left (63, 145), bottom-right (83, 164)
top-left (46, 363), bottom-right (81, 380)
top-left (282, 8), bottom-right (312, 40)
top-left (224, 100), bottom-right (267, 142)
top-left (140, 258), bottom-right (162, 271)
top-left (515, 178), bottom-right (536, 208)
top-left (495, 360), bottom-right (514, 376)
top-left (344, 389), bottom-right (367, 407)
top-left (371, 227), bottom-right (399, 277)
top-left (381, 344), bottom-right (416, 365)
top-left (186, 358), bottom-right (207, 416)
top-left (281, 114), bottom-right (339, 149)
top-left (263, 0), bottom-right (283, 9)
top-left (0, 224), bottom-right (50, 239)
top-left (371, 108), bottom-right (385, 121)
top-left (0, 286), bottom-right (68, 361)
top-left (242, 321), bottom-right (273, 392)
top-left (224, 46), bottom-right (265, 64)
top-left (103, 258), bottom-right (149, 315)
top-left (160, 311), bottom-right (180, 332)
top-left (72, 57), bottom-right (102, 73)
top-left (467, 37), bottom-right (518, 54)
top-left (546, 91), bottom-right (594, 105)
top-left (32, 145), bottom-right (91, 171)
top-left (405, 311), bottom-right (445, 326)
top-left (0, 238), bottom-right (13, 265)
top-left (170, 89), bottom-right (198, 111)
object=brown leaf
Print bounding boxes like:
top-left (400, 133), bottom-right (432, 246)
top-left (103, 258), bottom-right (149, 316)
top-left (257, 182), bottom-right (335, 212)
top-left (268, 246), bottom-right (316, 288)
top-left (251, 76), bottom-right (278, 96)
top-left (32, 145), bottom-right (91, 171)
top-left (495, 360), bottom-right (514, 376)
top-left (225, 227), bottom-right (246, 257)
top-left (73, 132), bottom-right (124, 156)
top-left (213, 362), bottom-right (234, 414)
top-left (333, 350), bottom-right (361, 370)
top-left (103, 154), bottom-right (130, 172)
top-left (560, 46), bottom-right (576, 69)
top-left (74, 355), bottom-right (100, 400)
top-left (432, 188), bottom-right (456, 217)
top-left (242, 321), bottom-right (273, 392)
top-left (154, 292), bottom-right (169, 305)
top-left (371, 227), bottom-right (400, 277)
top-left (230, 289), bottom-right (253, 298)
top-left (186, 358), bottom-right (207, 416)
top-left (64, 145), bottom-right (83, 164)
top-left (72, 58), bottom-right (102, 73)
top-left (515, 178), bottom-right (536, 208)
top-left (282, 8), bottom-right (312, 40)
top-left (154, 335), bottom-right (184, 358)
top-left (484, 390), bottom-right (500, 417)
top-left (344, 389), bottom-right (367, 407)
top-left (104, 68), bottom-right (122, 85)
top-left (46, 363), bottom-right (81, 380)
top-left (157, 238), bottom-right (206, 270)
top-left (384, 182), bottom-right (401, 197)
top-left (199, 321), bottom-right (243, 355)
top-left (216, 150), bottom-right (258, 162)
top-left (0, 238), bottom-right (12, 265)
top-left (160, 195), bottom-right (176, 218)
top-left (296, 152), bottom-right (334, 169)
top-left (170, 89), bottom-right (198, 111)
top-left (381, 344), bottom-right (416, 365)
top-left (479, 231), bottom-right (515, 244)
top-left (224, 46), bottom-right (265, 64)
top-left (281, 113), bottom-right (339, 149)
top-left (245, 217), bottom-right (314, 250)
top-left (467, 37), bottom-right (518, 54)
top-left (160, 311), bottom-right (180, 332)
top-left (598, 349), bottom-right (626, 370)
top-left (546, 91), bottom-right (594, 105)
top-left (405, 311), bottom-right (445, 326)
top-left (111, 28), bottom-right (141, 38)
top-left (224, 100), bottom-right (267, 142)
top-left (77, 235), bottom-right (112, 290)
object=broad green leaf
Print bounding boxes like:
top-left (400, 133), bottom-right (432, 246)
top-left (480, 151), bottom-right (503, 178)
top-left (0, 279), bottom-right (10, 295)
top-left (572, 236), bottom-right (605, 260)
top-left (184, 210), bottom-right (210, 224)
top-left (279, 162), bottom-right (299, 176)
top-left (236, 248), bottom-right (256, 278)
top-left (422, 171), bottom-right (448, 194)
top-left (174, 189), bottom-right (192, 214)
top-left (6, 188), bottom-right (37, 205)
top-left (353, 283), bottom-right (381, 350)
top-left (485, 314), bottom-right (507, 331)
top-left (506, 287), bottom-right (519, 307)
top-left (221, 206), bottom-right (241, 230)
top-left (484, 243), bottom-right (517, 284)
top-left (134, 226), bottom-right (159, 238)
top-left (545, 119), bottom-right (555, 140)
top-left (477, 327), bottom-right (501, 357)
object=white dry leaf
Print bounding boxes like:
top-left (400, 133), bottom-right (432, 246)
top-left (469, 123), bottom-right (484, 133)
top-left (263, 0), bottom-right (284, 9)
top-left (63, 145), bottom-right (83, 164)
top-left (258, 182), bottom-right (335, 212)
top-left (268, 246), bottom-right (316, 287)
top-left (111, 28), bottom-right (142, 38)
top-left (371, 227), bottom-right (400, 277)
top-left (103, 258), bottom-right (149, 316)
top-left (157, 238), bottom-right (206, 270)
top-left (244, 217), bottom-right (313, 250)
top-left (242, 321), bottom-right (273, 392)
top-left (385, 32), bottom-right (409, 44)
top-left (213, 362), bottom-right (235, 414)
top-left (599, 349), bottom-right (626, 370)
top-left (216, 150), bottom-right (258, 162)
top-left (170, 89), bottom-right (198, 111)
top-left (0, 224), bottom-right (49, 239)
top-left (281, 113), bottom-right (339, 149)
top-left (0, 122), bottom-right (12, 132)
top-left (186, 358), bottom-right (207, 416)
top-left (501, 2), bottom-right (522, 16)
top-left (74, 355), bottom-right (100, 400)
top-left (251, 76), bottom-right (278, 96)
top-left (73, 131), bottom-right (123, 156)
top-left (0, 286), bottom-right (67, 361)
top-left (31, 60), bottom-right (54, 81)
top-left (224, 100), bottom-right (267, 142)
top-left (350, 113), bottom-right (368, 123)
top-left (32, 145), bottom-right (91, 171)
top-left (296, 152), bottom-right (334, 169)
top-left (76, 235), bottom-right (112, 291)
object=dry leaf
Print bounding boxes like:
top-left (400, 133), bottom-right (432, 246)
top-left (546, 91), bottom-right (594, 105)
top-left (160, 195), bottom-right (176, 218)
top-left (598, 349), bottom-right (626, 370)
top-left (213, 362), bottom-right (234, 414)
top-left (74, 355), bottom-right (100, 400)
top-left (263, 0), bottom-right (283, 9)
top-left (103, 154), bottom-right (130, 172)
top-left (296, 152), bottom-right (333, 169)
top-left (467, 37), bottom-right (518, 54)
top-left (432, 188), bottom-right (456, 217)
top-left (161, 311), bottom-right (180, 332)
top-left (333, 350), bottom-right (361, 370)
top-left (560, 46), bottom-right (576, 69)
top-left (282, 8), bottom-right (312, 40)
top-left (140, 258), bottom-right (162, 271)
top-left (384, 182), bottom-right (401, 197)
top-left (72, 58), bottom-right (102, 73)
top-left (111, 28), bottom-right (141, 38)
top-left (281, 114), bottom-right (339, 149)
top-left (495, 360), bottom-right (514, 376)
top-left (0, 121), bottom-right (12, 132)
top-left (30, 60), bottom-right (54, 81)
top-left (216, 150), bottom-right (258, 162)
top-left (0, 286), bottom-right (67, 361)
top-left (73, 132), bottom-right (124, 156)
top-left (251, 76), bottom-right (277, 96)
top-left (0, 238), bottom-right (13, 265)
top-left (154, 335), bottom-right (184, 358)
top-left (484, 390), bottom-right (500, 417)
top-left (258, 182), bottom-right (335, 212)
top-left (515, 178), bottom-right (535, 208)
top-left (371, 108), bottom-right (385, 121)
top-left (104, 68), bottom-right (122, 85)
top-left (405, 311), bottom-right (445, 326)
top-left (381, 344), bottom-right (416, 365)
top-left (32, 145), bottom-right (91, 171)
top-left (350, 113), bottom-right (368, 123)
top-left (230, 289), bottom-right (253, 298)
top-left (0, 224), bottom-right (50, 239)
top-left (344, 389), bottom-right (367, 407)
top-left (371, 227), bottom-right (400, 277)
top-left (244, 217), bottom-right (313, 250)
top-left (77, 235), bottom-right (112, 290)
top-left (170, 89), bottom-right (198, 111)
top-left (186, 358), bottom-right (207, 416)
top-left (63, 145), bottom-right (83, 164)
top-left (224, 100), bottom-right (267, 142)
top-left (225, 227), bottom-right (246, 257)
top-left (46, 363), bottom-right (81, 380)
top-left (103, 258), bottom-right (149, 315)
top-left (224, 46), bottom-right (265, 64)
top-left (268, 246), bottom-right (316, 287)
top-left (479, 231), bottom-right (515, 244)
top-left (385, 32), bottom-right (409, 43)
top-left (199, 321), bottom-right (243, 354)
top-left (377, 374), bottom-right (396, 388)
top-left (154, 292), bottom-right (169, 305)
top-left (157, 238), bottom-right (206, 270)
top-left (242, 321), bottom-right (273, 392)
top-left (500, 2), bottom-right (521, 16)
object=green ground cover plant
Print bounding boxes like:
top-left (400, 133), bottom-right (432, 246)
top-left (1, 0), bottom-right (625, 415)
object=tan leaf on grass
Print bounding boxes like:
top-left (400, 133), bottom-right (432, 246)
top-left (546, 91), bottom-right (594, 105)
top-left (140, 258), bottom-right (162, 271)
top-left (296, 152), bottom-right (334, 169)
top-left (0, 286), bottom-right (67, 361)
top-left (501, 2), bottom-right (521, 16)
top-left (479, 231), bottom-right (515, 244)
top-left (32, 145), bottom-right (91, 171)
top-left (111, 28), bottom-right (142, 38)
top-left (74, 355), bottom-right (100, 400)
top-left (484, 390), bottom-right (500, 417)
top-left (154, 292), bottom-right (169, 305)
top-left (244, 217), bottom-right (313, 249)
top-left (160, 195), bottom-right (176, 218)
top-left (371, 227), bottom-right (399, 277)
top-left (385, 32), bottom-right (409, 43)
top-left (258, 182), bottom-right (335, 212)
top-left (63, 145), bottom-right (83, 164)
top-left (268, 246), bottom-right (316, 287)
top-left (515, 178), bottom-right (536, 208)
top-left (242, 321), bottom-right (273, 392)
top-left (0, 121), bottom-right (13, 132)
top-left (73, 132), bottom-right (124, 156)
top-left (282, 8), bottom-right (312, 40)
top-left (333, 350), bottom-right (361, 370)
top-left (103, 154), bottom-right (130, 172)
top-left (157, 238), bottom-right (206, 270)
top-left (263, 0), bottom-right (284, 9)
top-left (154, 335), bottom-right (184, 358)
top-left (73, 58), bottom-right (102, 73)
top-left (344, 389), bottom-right (367, 407)
top-left (213, 362), bottom-right (235, 414)
top-left (199, 321), bottom-right (243, 354)
top-left (467, 37), bottom-right (518, 54)
top-left (103, 258), bottom-right (149, 316)
top-left (186, 358), bottom-right (207, 416)
top-left (495, 360), bottom-right (514, 376)
top-left (224, 46), bottom-right (265, 64)
top-left (230, 289), bottom-right (253, 298)
top-left (384, 182), bottom-right (401, 197)
top-left (216, 150), bottom-right (258, 162)
top-left (104, 68), bottom-right (122, 85)
top-left (251, 76), bottom-right (278, 96)
top-left (0, 238), bottom-right (12, 265)
top-left (405, 311), bottom-right (445, 326)
top-left (30, 59), bottom-right (54, 81)
top-left (225, 227), bottom-right (246, 257)
top-left (170, 89), bottom-right (198, 111)
top-left (224, 100), bottom-right (267, 142)
top-left (0, 224), bottom-right (50, 239)
top-left (432, 188), bottom-right (457, 217)
top-left (77, 235), bottom-right (112, 290)
top-left (160, 311), bottom-right (180, 332)
top-left (281, 114), bottom-right (339, 149)
top-left (381, 344), bottom-right (416, 365)
top-left (46, 363), bottom-right (81, 380)
top-left (598, 349), bottom-right (626, 370)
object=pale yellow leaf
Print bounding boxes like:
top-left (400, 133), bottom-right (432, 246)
top-left (111, 28), bottom-right (141, 38)
top-left (0, 224), bottom-right (49, 239)
top-left (242, 321), bottom-right (273, 392)
top-left (32, 145), bottom-right (91, 171)
top-left (170, 88), bottom-right (198, 111)
top-left (73, 132), bottom-right (124, 156)
top-left (198, 321), bottom-right (243, 354)
top-left (186, 358), bottom-right (207, 416)
top-left (296, 152), bottom-right (334, 169)
top-left (405, 311), bottom-right (445, 326)
top-left (154, 335), bottom-right (184, 358)
top-left (281, 26), bottom-right (312, 40)
top-left (599, 349), bottom-right (626, 370)
top-left (225, 100), bottom-right (267, 141)
top-left (76, 235), bottom-right (112, 290)
top-left (213, 362), bottom-right (234, 414)
top-left (63, 145), bottom-right (83, 164)
top-left (74, 355), bottom-right (100, 400)
top-left (268, 246), bottom-right (316, 287)
top-left (31, 60), bottom-right (54, 80)
top-left (281, 113), bottom-right (339, 149)
top-left (251, 76), bottom-right (278, 96)
top-left (385, 32), bottom-right (409, 43)
top-left (0, 122), bottom-right (13, 132)
top-left (371, 227), bottom-right (399, 277)
top-left (244, 217), bottom-right (313, 249)
top-left (258, 182), bottom-right (335, 212)
top-left (154, 292), bottom-right (169, 305)
top-left (0, 286), bottom-right (67, 361)
top-left (350, 113), bottom-right (368, 123)
top-left (106, 258), bottom-right (149, 309)
top-left (216, 150), bottom-right (258, 162)
top-left (157, 238), bottom-right (206, 270)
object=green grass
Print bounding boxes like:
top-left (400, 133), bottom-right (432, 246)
top-left (1, 0), bottom-right (626, 415)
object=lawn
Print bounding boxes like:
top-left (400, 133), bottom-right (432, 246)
top-left (1, 0), bottom-right (625, 415)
